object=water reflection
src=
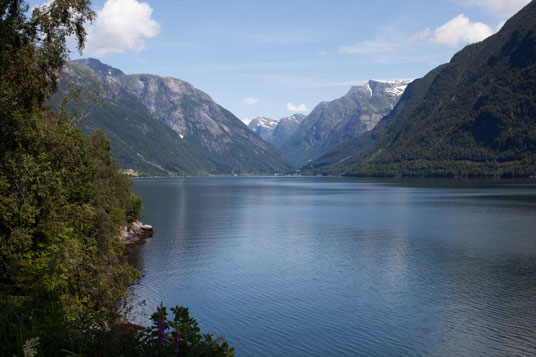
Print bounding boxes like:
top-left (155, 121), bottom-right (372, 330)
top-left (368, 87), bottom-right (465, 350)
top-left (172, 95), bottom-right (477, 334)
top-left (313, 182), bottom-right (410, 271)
top-left (129, 177), bottom-right (536, 356)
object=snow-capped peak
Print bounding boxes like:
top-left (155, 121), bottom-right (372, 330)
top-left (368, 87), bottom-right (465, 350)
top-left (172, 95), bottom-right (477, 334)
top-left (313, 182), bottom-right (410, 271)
top-left (248, 116), bottom-right (279, 131)
top-left (370, 79), bottom-right (412, 97)
top-left (385, 82), bottom-right (410, 97)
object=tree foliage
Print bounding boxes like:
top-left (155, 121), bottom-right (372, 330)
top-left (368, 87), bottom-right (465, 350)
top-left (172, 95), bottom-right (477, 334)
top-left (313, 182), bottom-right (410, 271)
top-left (1, 302), bottom-right (236, 356)
top-left (0, 0), bottom-right (94, 117)
top-left (0, 2), bottom-right (235, 355)
top-left (0, 0), bottom-right (143, 319)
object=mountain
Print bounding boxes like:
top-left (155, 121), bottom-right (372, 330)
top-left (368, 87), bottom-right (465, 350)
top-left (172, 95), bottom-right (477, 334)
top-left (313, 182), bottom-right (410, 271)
top-left (270, 114), bottom-right (306, 149)
top-left (248, 116), bottom-right (279, 141)
top-left (279, 80), bottom-right (410, 168)
top-left (307, 1), bottom-right (536, 177)
top-left (247, 114), bottom-right (306, 149)
top-left (55, 62), bottom-right (200, 176)
top-left (304, 67), bottom-right (445, 173)
top-left (55, 59), bottom-right (289, 176)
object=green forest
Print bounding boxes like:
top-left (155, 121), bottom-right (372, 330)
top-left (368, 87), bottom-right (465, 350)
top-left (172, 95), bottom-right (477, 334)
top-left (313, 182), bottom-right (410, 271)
top-left (306, 1), bottom-right (536, 178)
top-left (0, 1), bottom-right (233, 355)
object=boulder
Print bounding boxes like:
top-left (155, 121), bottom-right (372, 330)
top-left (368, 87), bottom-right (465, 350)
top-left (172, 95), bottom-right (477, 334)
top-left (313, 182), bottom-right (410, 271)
top-left (120, 221), bottom-right (154, 256)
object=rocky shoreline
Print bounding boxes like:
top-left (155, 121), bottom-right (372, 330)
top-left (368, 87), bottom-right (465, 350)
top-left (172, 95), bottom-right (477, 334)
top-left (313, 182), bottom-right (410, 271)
top-left (120, 221), bottom-right (154, 256)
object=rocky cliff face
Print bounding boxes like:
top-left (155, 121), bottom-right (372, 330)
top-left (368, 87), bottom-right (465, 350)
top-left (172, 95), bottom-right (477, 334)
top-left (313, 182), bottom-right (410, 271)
top-left (61, 59), bottom-right (289, 175)
top-left (59, 61), bottom-right (201, 176)
top-left (120, 221), bottom-right (154, 256)
top-left (247, 114), bottom-right (306, 149)
top-left (248, 116), bottom-right (279, 141)
top-left (270, 114), bottom-right (306, 149)
top-left (279, 80), bottom-right (409, 167)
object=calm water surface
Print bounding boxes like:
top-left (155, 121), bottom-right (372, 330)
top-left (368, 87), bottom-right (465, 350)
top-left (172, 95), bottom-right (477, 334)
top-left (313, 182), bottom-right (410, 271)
top-left (128, 177), bottom-right (536, 356)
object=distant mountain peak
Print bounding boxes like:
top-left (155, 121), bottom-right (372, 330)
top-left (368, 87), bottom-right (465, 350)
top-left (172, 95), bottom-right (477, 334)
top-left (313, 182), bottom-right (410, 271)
top-left (280, 80), bottom-right (410, 167)
top-left (73, 58), bottom-right (124, 77)
top-left (373, 80), bottom-right (412, 97)
top-left (288, 113), bottom-right (306, 121)
top-left (248, 116), bottom-right (279, 141)
top-left (246, 114), bottom-right (306, 149)
top-left (249, 117), bottom-right (279, 129)
top-left (348, 79), bottom-right (411, 98)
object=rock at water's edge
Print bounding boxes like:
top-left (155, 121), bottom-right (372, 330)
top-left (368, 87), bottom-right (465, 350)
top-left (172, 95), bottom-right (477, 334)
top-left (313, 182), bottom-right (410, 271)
top-left (120, 221), bottom-right (154, 256)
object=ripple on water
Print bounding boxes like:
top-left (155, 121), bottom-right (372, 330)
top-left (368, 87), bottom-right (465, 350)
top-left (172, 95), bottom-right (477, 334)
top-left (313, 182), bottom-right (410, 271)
top-left (128, 177), bottom-right (536, 356)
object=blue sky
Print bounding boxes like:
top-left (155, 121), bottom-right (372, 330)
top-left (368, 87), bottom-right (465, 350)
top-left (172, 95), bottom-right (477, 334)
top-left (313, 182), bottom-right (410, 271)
top-left (36, 0), bottom-right (531, 121)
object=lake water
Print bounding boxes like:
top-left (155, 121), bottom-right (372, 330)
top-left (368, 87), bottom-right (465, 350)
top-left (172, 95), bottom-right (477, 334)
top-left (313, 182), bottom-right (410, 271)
top-left (128, 176), bottom-right (536, 356)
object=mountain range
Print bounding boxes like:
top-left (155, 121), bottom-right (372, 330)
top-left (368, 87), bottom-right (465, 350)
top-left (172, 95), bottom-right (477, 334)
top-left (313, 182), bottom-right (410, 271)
top-left (54, 59), bottom-right (289, 176)
top-left (247, 117), bottom-right (279, 142)
top-left (247, 114), bottom-right (306, 149)
top-left (305, 0), bottom-right (536, 177)
top-left (278, 80), bottom-right (410, 168)
top-left (52, 0), bottom-right (536, 178)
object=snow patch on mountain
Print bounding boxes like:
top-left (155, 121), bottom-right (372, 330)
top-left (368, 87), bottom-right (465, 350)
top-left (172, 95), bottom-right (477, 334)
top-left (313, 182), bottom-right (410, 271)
top-left (365, 82), bottom-right (372, 97)
top-left (374, 80), bottom-right (412, 97)
top-left (248, 116), bottom-right (279, 130)
top-left (247, 116), bottom-right (279, 141)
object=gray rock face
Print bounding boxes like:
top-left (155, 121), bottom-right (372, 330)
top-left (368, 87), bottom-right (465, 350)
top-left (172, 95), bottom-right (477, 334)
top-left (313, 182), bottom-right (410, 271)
top-left (246, 114), bottom-right (306, 149)
top-left (279, 80), bottom-right (410, 167)
top-left (120, 221), bottom-right (154, 256)
top-left (248, 116), bottom-right (279, 141)
top-left (67, 59), bottom-right (289, 175)
top-left (119, 74), bottom-right (233, 153)
top-left (270, 114), bottom-right (306, 149)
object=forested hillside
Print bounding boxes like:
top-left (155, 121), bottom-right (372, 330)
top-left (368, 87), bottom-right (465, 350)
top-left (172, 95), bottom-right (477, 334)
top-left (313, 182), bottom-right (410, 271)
top-left (0, 1), bottom-right (234, 355)
top-left (54, 62), bottom-right (203, 176)
top-left (307, 1), bottom-right (536, 177)
top-left (54, 59), bottom-right (290, 176)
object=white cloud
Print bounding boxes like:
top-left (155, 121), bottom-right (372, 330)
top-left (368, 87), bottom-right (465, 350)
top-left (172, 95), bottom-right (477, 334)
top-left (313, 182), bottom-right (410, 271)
top-left (287, 102), bottom-right (308, 112)
top-left (243, 97), bottom-right (259, 105)
top-left (35, 0), bottom-right (54, 11)
top-left (421, 14), bottom-right (494, 47)
top-left (84, 0), bottom-right (160, 56)
top-left (458, 0), bottom-right (530, 16)
top-left (496, 20), bottom-right (507, 32)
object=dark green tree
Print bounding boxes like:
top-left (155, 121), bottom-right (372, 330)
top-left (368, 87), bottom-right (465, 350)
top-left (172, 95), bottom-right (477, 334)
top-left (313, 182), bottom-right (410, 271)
top-left (0, 2), bottom-right (234, 355)
top-left (0, 0), bottom-right (141, 318)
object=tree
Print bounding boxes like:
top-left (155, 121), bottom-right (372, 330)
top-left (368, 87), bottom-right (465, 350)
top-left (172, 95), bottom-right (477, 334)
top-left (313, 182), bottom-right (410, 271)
top-left (0, 0), bottom-right (94, 115)
top-left (0, 0), bottom-right (141, 318)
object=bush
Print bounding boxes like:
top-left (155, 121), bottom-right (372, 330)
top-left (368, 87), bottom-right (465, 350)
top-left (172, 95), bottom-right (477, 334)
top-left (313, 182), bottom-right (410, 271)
top-left (0, 302), bottom-right (235, 357)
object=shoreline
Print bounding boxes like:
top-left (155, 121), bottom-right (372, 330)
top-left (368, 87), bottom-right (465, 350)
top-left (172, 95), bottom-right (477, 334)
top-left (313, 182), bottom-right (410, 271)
top-left (120, 221), bottom-right (154, 257)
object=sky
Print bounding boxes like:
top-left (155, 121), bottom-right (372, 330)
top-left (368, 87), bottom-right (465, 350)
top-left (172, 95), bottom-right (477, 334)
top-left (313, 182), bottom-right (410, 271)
top-left (35, 0), bottom-right (531, 122)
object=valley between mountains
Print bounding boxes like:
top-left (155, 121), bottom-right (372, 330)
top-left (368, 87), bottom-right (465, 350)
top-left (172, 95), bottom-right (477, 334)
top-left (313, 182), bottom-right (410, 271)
top-left (55, 0), bottom-right (536, 178)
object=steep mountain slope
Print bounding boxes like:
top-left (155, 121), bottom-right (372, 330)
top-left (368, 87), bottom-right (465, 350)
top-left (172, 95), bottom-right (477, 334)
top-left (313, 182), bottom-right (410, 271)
top-left (270, 114), bottom-right (306, 149)
top-left (304, 66), bottom-right (445, 173)
top-left (246, 113), bottom-right (306, 149)
top-left (280, 80), bottom-right (409, 167)
top-left (315, 1), bottom-right (536, 177)
top-left (55, 63), bottom-right (201, 176)
top-left (248, 116), bottom-right (279, 141)
top-left (57, 59), bottom-right (289, 175)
